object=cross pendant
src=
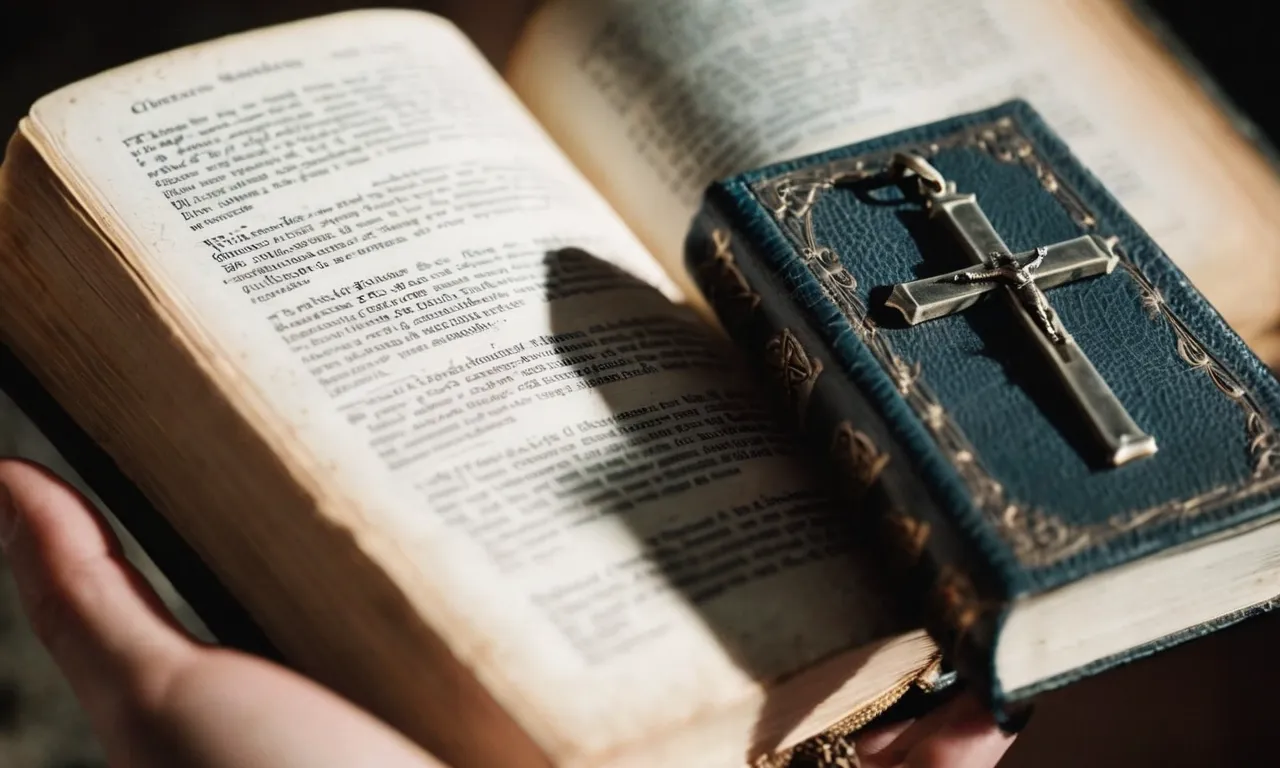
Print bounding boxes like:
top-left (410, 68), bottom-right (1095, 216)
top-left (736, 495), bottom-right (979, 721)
top-left (882, 154), bottom-right (1156, 467)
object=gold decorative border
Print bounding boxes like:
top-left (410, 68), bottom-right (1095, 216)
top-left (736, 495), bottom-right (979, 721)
top-left (829, 421), bottom-right (890, 503)
top-left (750, 116), bottom-right (1280, 567)
top-left (764, 328), bottom-right (824, 422)
top-left (882, 508), bottom-right (931, 567)
top-left (695, 229), bottom-right (761, 331)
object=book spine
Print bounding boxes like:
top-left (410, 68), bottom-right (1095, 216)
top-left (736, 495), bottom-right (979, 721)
top-left (685, 194), bottom-right (1022, 724)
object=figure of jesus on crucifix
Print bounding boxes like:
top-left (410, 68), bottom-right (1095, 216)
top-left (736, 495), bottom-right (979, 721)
top-left (951, 246), bottom-right (1061, 344)
top-left (881, 152), bottom-right (1156, 466)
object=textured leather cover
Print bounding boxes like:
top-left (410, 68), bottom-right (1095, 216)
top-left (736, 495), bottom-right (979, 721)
top-left (685, 100), bottom-right (1280, 718)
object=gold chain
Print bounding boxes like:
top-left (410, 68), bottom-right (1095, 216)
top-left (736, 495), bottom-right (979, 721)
top-left (754, 654), bottom-right (943, 768)
top-left (780, 732), bottom-right (863, 767)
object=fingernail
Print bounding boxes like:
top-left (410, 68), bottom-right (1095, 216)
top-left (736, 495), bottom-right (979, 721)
top-left (0, 481), bottom-right (17, 551)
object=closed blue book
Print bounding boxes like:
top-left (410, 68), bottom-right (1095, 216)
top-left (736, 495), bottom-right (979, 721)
top-left (686, 100), bottom-right (1280, 720)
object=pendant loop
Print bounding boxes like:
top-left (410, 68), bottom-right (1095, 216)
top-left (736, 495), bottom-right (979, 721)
top-left (890, 152), bottom-right (947, 195)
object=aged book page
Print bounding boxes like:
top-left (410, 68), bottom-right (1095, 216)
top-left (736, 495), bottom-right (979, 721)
top-left (508, 0), bottom-right (1280, 346)
top-left (22, 10), bottom-right (930, 763)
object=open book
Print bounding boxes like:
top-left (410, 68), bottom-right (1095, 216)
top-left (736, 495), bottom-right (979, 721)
top-left (1, 3), bottom-right (1277, 766)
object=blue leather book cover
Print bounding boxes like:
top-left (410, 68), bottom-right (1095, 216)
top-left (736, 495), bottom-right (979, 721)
top-left (685, 100), bottom-right (1280, 718)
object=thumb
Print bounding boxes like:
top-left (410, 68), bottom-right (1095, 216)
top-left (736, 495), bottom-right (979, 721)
top-left (0, 458), bottom-right (197, 744)
top-left (0, 458), bottom-right (445, 768)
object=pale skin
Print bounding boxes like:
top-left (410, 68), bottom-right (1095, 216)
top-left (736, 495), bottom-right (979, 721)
top-left (0, 459), bottom-right (1015, 767)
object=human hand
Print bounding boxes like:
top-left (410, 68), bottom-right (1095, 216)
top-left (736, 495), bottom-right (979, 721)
top-left (852, 693), bottom-right (1016, 768)
top-left (0, 458), bottom-right (1014, 767)
top-left (0, 459), bottom-right (440, 768)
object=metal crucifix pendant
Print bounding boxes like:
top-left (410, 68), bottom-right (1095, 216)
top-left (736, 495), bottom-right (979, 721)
top-left (881, 153), bottom-right (1156, 467)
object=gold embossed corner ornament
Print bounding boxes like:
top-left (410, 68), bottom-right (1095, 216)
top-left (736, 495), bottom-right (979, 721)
top-left (932, 566), bottom-right (984, 649)
top-left (830, 421), bottom-right (890, 502)
top-left (765, 328), bottom-right (823, 421)
top-left (697, 228), bottom-right (761, 330)
top-left (883, 510), bottom-right (931, 567)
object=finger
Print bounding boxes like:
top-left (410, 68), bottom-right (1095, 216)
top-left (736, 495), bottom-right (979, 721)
top-left (864, 691), bottom-right (966, 765)
top-left (0, 459), bottom-right (197, 731)
top-left (856, 717), bottom-right (916, 760)
top-left (902, 695), bottom-right (1014, 768)
top-left (141, 643), bottom-right (448, 767)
